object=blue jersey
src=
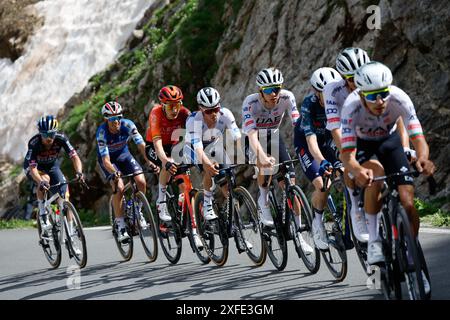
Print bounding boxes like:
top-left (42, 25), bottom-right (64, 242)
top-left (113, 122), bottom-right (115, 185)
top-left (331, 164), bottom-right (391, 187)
top-left (295, 94), bottom-right (331, 143)
top-left (96, 119), bottom-right (144, 161)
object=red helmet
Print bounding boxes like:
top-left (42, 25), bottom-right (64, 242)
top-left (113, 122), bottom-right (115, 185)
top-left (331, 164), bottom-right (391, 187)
top-left (158, 85), bottom-right (183, 103)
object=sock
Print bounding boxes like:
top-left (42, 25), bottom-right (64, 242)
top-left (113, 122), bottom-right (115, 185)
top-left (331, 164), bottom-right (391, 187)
top-left (294, 214), bottom-right (301, 228)
top-left (366, 213), bottom-right (378, 243)
top-left (347, 187), bottom-right (359, 216)
top-left (38, 200), bottom-right (46, 216)
top-left (313, 207), bottom-right (324, 223)
top-left (115, 217), bottom-right (125, 229)
top-left (158, 184), bottom-right (166, 203)
top-left (204, 190), bottom-right (212, 207)
top-left (258, 186), bottom-right (269, 207)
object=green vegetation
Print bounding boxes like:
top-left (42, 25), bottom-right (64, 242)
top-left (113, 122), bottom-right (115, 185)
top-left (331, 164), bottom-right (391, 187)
top-left (416, 197), bottom-right (450, 227)
top-left (78, 209), bottom-right (110, 227)
top-left (0, 219), bottom-right (36, 229)
top-left (9, 165), bottom-right (22, 178)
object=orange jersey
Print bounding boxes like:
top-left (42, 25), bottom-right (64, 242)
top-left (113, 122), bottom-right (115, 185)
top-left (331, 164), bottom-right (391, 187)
top-left (145, 104), bottom-right (190, 145)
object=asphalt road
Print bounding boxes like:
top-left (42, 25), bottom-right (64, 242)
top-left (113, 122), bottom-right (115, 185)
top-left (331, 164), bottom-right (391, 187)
top-left (0, 226), bottom-right (449, 300)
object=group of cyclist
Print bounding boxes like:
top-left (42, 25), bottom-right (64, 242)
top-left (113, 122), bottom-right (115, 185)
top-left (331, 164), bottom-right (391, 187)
top-left (24, 47), bottom-right (435, 290)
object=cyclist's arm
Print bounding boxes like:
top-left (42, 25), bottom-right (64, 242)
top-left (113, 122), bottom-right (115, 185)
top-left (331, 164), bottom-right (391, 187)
top-left (396, 117), bottom-right (410, 148)
top-left (70, 154), bottom-right (83, 175)
top-left (29, 166), bottom-right (43, 185)
top-left (153, 137), bottom-right (170, 166)
top-left (331, 128), bottom-right (342, 151)
top-left (247, 129), bottom-right (268, 161)
top-left (101, 155), bottom-right (117, 175)
top-left (341, 149), bottom-right (362, 174)
top-left (306, 134), bottom-right (326, 163)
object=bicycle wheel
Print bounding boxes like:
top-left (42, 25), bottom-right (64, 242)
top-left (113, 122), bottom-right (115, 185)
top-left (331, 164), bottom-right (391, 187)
top-left (264, 194), bottom-right (288, 271)
top-left (345, 188), bottom-right (369, 274)
top-left (37, 211), bottom-right (62, 269)
top-left (157, 195), bottom-right (182, 264)
top-left (378, 209), bottom-right (402, 300)
top-left (63, 201), bottom-right (87, 268)
top-left (186, 190), bottom-right (210, 264)
top-left (109, 196), bottom-right (133, 261)
top-left (396, 204), bottom-right (428, 300)
top-left (233, 186), bottom-right (266, 266)
top-left (194, 191), bottom-right (228, 266)
top-left (288, 185), bottom-right (320, 274)
top-left (321, 189), bottom-right (347, 281)
top-left (134, 191), bottom-right (158, 262)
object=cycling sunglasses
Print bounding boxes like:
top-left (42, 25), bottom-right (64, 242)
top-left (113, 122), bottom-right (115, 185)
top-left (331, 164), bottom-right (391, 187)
top-left (41, 131), bottom-right (56, 139)
top-left (163, 101), bottom-right (182, 111)
top-left (361, 87), bottom-right (390, 103)
top-left (202, 106), bottom-right (221, 115)
top-left (343, 74), bottom-right (355, 82)
top-left (261, 85), bottom-right (282, 95)
top-left (107, 115), bottom-right (123, 122)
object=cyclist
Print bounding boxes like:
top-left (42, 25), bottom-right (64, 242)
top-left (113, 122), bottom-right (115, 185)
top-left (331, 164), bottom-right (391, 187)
top-left (294, 67), bottom-right (343, 250)
top-left (96, 101), bottom-right (158, 242)
top-left (184, 87), bottom-right (242, 221)
top-left (242, 68), bottom-right (302, 230)
top-left (145, 85), bottom-right (190, 221)
top-left (340, 62), bottom-right (435, 278)
top-left (24, 115), bottom-right (84, 253)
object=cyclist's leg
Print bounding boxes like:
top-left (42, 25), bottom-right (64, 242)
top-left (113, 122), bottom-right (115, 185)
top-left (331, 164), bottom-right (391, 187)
top-left (375, 133), bottom-right (416, 235)
top-left (98, 159), bottom-right (125, 219)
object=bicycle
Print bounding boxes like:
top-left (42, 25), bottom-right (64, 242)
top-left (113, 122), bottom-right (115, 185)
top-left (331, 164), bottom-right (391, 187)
top-left (260, 159), bottom-right (320, 272)
top-left (108, 171), bottom-right (158, 262)
top-left (372, 169), bottom-right (435, 300)
top-left (194, 164), bottom-right (266, 267)
top-left (156, 164), bottom-right (210, 264)
top-left (319, 165), bottom-right (354, 282)
top-left (36, 178), bottom-right (88, 269)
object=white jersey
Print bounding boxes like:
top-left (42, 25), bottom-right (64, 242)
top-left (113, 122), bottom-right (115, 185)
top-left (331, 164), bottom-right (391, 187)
top-left (323, 78), bottom-right (351, 131)
top-left (185, 107), bottom-right (241, 150)
top-left (341, 85), bottom-right (424, 152)
top-left (242, 89), bottom-right (300, 134)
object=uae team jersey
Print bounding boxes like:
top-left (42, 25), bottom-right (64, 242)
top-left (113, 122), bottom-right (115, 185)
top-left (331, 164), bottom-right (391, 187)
top-left (323, 78), bottom-right (351, 131)
top-left (242, 89), bottom-right (300, 134)
top-left (341, 85), bottom-right (424, 152)
top-left (145, 104), bottom-right (190, 145)
top-left (185, 107), bottom-right (241, 150)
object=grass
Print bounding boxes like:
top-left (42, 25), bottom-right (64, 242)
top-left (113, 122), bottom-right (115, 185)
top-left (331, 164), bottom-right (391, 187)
top-left (416, 197), bottom-right (450, 228)
top-left (0, 219), bottom-right (36, 229)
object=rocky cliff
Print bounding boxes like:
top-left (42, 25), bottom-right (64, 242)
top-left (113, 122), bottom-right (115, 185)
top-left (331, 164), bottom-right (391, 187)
top-left (2, 0), bottom-right (449, 217)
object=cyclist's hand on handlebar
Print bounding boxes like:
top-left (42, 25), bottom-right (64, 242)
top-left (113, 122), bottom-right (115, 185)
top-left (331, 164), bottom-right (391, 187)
top-left (319, 159), bottom-right (332, 177)
top-left (39, 180), bottom-right (50, 191)
top-left (146, 160), bottom-right (160, 175)
top-left (404, 147), bottom-right (417, 163)
top-left (259, 155), bottom-right (275, 168)
top-left (164, 161), bottom-right (178, 175)
top-left (75, 171), bottom-right (85, 183)
top-left (205, 161), bottom-right (220, 176)
top-left (112, 171), bottom-right (122, 181)
top-left (354, 167), bottom-right (374, 188)
top-left (415, 157), bottom-right (435, 177)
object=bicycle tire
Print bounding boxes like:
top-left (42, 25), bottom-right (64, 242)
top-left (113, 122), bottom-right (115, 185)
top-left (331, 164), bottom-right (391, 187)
top-left (321, 182), bottom-right (348, 281)
top-left (396, 203), bottom-right (428, 300)
top-left (288, 185), bottom-right (320, 274)
top-left (63, 201), bottom-right (87, 268)
top-left (109, 196), bottom-right (133, 261)
top-left (37, 212), bottom-right (62, 269)
top-left (157, 194), bottom-right (182, 264)
top-left (194, 191), bottom-right (228, 266)
top-left (186, 190), bottom-right (211, 264)
top-left (233, 186), bottom-right (266, 266)
top-left (135, 191), bottom-right (158, 262)
top-left (264, 194), bottom-right (288, 271)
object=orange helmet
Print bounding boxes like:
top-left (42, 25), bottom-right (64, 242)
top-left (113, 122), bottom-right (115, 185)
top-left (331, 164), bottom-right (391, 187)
top-left (158, 85), bottom-right (183, 103)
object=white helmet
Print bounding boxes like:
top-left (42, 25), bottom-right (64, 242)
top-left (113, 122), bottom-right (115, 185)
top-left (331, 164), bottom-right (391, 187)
top-left (102, 101), bottom-right (123, 117)
top-left (197, 87), bottom-right (221, 108)
top-left (335, 47), bottom-right (370, 76)
top-left (354, 61), bottom-right (393, 91)
top-left (310, 67), bottom-right (342, 91)
top-left (256, 67), bottom-right (284, 87)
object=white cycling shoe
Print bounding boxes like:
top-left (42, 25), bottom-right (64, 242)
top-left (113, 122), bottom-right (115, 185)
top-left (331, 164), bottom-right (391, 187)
top-left (312, 218), bottom-right (328, 250)
top-left (258, 202), bottom-right (274, 227)
top-left (299, 234), bottom-right (314, 254)
top-left (367, 241), bottom-right (385, 264)
top-left (350, 208), bottom-right (369, 242)
top-left (203, 203), bottom-right (218, 221)
top-left (193, 234), bottom-right (204, 250)
top-left (157, 202), bottom-right (172, 222)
